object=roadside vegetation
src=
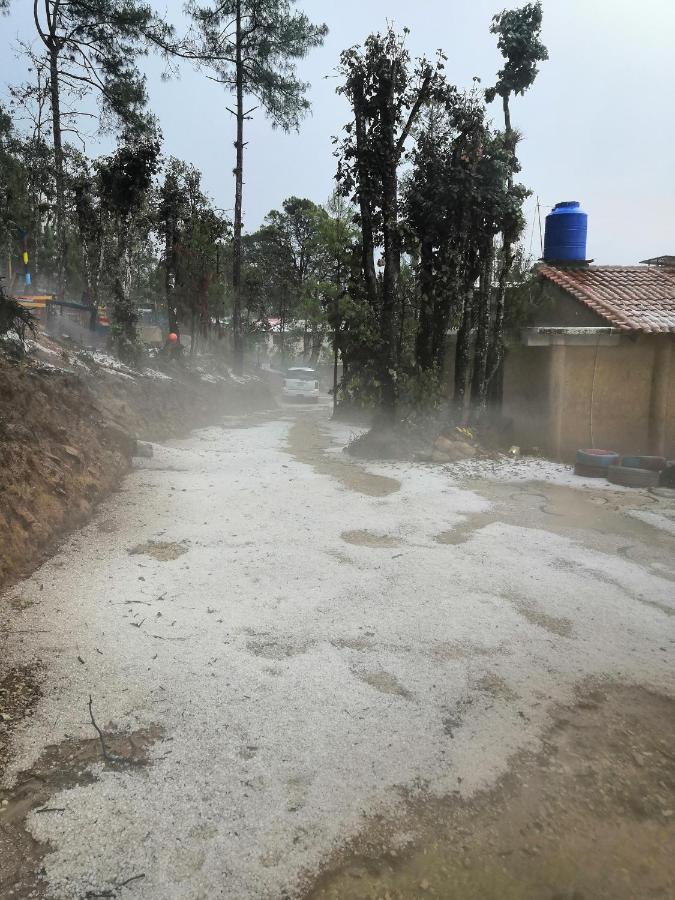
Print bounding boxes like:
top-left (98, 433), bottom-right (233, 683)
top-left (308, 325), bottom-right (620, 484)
top-left (1, 1), bottom-right (546, 424)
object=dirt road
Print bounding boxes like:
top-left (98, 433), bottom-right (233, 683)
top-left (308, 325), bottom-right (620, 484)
top-left (1, 402), bottom-right (674, 899)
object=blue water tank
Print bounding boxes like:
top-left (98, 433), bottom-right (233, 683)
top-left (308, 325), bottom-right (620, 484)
top-left (543, 201), bottom-right (588, 262)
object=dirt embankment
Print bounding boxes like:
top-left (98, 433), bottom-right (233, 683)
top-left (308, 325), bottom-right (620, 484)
top-left (0, 345), bottom-right (272, 592)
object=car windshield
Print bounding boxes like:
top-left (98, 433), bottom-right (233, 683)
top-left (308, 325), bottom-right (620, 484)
top-left (285, 370), bottom-right (315, 382)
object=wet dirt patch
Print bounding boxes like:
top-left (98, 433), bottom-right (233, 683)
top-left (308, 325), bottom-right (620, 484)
top-left (471, 672), bottom-right (519, 702)
top-left (96, 519), bottom-right (118, 534)
top-left (127, 540), bottom-right (189, 561)
top-left (246, 637), bottom-right (314, 660)
top-left (453, 480), bottom-right (675, 580)
top-left (554, 557), bottom-right (674, 617)
top-left (0, 666), bottom-right (41, 780)
top-left (356, 670), bottom-right (413, 700)
top-left (429, 641), bottom-right (500, 661)
top-left (287, 418), bottom-right (400, 498)
top-left (341, 530), bottom-right (401, 549)
top-left (8, 595), bottom-right (34, 611)
top-left (0, 723), bottom-right (163, 899)
top-left (503, 592), bottom-right (574, 638)
top-left (304, 683), bottom-right (675, 900)
top-left (332, 637), bottom-right (373, 652)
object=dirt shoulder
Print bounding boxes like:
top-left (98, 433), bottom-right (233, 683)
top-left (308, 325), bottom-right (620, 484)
top-left (306, 683), bottom-right (675, 900)
top-left (0, 341), bottom-right (273, 593)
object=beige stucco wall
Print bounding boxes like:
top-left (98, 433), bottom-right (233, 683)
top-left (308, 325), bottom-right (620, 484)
top-left (503, 335), bottom-right (674, 461)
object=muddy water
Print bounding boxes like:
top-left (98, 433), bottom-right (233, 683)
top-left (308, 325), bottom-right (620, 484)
top-left (305, 685), bottom-right (675, 900)
top-left (436, 480), bottom-right (675, 580)
top-left (287, 418), bottom-right (400, 497)
top-left (1, 723), bottom-right (163, 899)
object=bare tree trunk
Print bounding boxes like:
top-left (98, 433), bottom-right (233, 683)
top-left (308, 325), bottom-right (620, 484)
top-left (454, 283), bottom-right (476, 416)
top-left (333, 314), bottom-right (339, 415)
top-left (309, 322), bottom-right (322, 365)
top-left (378, 64), bottom-right (399, 417)
top-left (486, 93), bottom-right (515, 404)
top-left (111, 216), bottom-right (138, 363)
top-left (415, 238), bottom-right (435, 371)
top-left (48, 47), bottom-right (66, 297)
top-left (231, 0), bottom-right (245, 374)
top-left (470, 241), bottom-right (494, 409)
top-left (165, 216), bottom-right (178, 335)
top-left (352, 76), bottom-right (378, 307)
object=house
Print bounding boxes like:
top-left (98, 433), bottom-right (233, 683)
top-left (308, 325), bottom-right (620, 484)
top-left (503, 262), bottom-right (675, 460)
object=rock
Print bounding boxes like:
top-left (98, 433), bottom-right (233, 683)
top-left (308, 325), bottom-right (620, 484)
top-left (432, 436), bottom-right (476, 462)
top-left (100, 423), bottom-right (137, 458)
top-left (63, 445), bottom-right (83, 462)
top-left (134, 441), bottom-right (154, 459)
top-left (433, 436), bottom-right (455, 453)
top-left (420, 879), bottom-right (431, 891)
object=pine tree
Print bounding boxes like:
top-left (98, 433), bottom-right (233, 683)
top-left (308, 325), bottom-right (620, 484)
top-left (30, 1), bottom-right (174, 296)
top-left (186, 0), bottom-right (327, 373)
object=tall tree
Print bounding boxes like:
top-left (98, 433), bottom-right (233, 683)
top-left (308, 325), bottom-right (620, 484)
top-left (30, 0), bottom-right (174, 295)
top-left (485, 1), bottom-right (547, 400)
top-left (98, 130), bottom-right (160, 362)
top-left (336, 28), bottom-right (447, 416)
top-left (186, 0), bottom-right (327, 373)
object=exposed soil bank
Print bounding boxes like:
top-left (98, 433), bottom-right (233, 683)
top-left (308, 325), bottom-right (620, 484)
top-left (306, 683), bottom-right (675, 900)
top-left (0, 347), bottom-right (272, 592)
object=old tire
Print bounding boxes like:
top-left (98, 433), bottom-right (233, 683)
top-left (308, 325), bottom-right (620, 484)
top-left (607, 464), bottom-right (659, 488)
top-left (574, 463), bottom-right (609, 478)
top-left (576, 449), bottom-right (619, 468)
top-left (620, 455), bottom-right (666, 471)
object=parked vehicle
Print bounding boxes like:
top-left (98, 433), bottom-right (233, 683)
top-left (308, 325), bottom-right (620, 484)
top-left (283, 367), bottom-right (319, 401)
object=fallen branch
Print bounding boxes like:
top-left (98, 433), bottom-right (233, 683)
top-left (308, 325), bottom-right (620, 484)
top-left (88, 695), bottom-right (113, 763)
top-left (119, 873), bottom-right (145, 888)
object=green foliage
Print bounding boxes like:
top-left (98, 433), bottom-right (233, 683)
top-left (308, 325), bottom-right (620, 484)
top-left (157, 157), bottom-right (230, 335)
top-left (33, 1), bottom-right (175, 135)
top-left (186, 0), bottom-right (327, 130)
top-left (485, 2), bottom-right (548, 103)
top-left (98, 132), bottom-right (161, 362)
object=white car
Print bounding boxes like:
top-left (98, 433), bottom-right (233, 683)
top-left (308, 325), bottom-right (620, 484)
top-left (283, 367), bottom-right (320, 401)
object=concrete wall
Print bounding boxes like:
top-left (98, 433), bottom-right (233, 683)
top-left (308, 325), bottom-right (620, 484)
top-left (503, 334), bottom-right (675, 461)
top-left (532, 284), bottom-right (609, 328)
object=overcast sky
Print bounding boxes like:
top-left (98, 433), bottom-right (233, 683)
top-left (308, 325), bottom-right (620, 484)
top-left (1, 0), bottom-right (674, 263)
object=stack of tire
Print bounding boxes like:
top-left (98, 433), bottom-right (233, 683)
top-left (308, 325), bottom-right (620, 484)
top-left (574, 449), bottom-right (671, 488)
top-left (608, 455), bottom-right (667, 488)
top-left (574, 449), bottom-right (619, 478)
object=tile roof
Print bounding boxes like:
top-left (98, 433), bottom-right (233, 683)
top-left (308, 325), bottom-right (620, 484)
top-left (539, 265), bottom-right (675, 333)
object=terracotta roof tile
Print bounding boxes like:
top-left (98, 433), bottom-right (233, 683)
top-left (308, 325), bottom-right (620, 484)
top-left (539, 265), bottom-right (675, 333)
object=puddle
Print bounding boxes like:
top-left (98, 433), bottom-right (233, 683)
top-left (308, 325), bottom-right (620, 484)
top-left (128, 540), bottom-right (189, 561)
top-left (435, 481), bottom-right (675, 582)
top-left (304, 684), bottom-right (675, 900)
top-left (287, 418), bottom-right (400, 497)
top-left (341, 530), bottom-right (401, 548)
top-left (0, 722), bottom-right (164, 898)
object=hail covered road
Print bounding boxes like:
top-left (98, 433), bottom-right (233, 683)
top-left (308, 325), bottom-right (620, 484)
top-left (1, 400), bottom-right (674, 899)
